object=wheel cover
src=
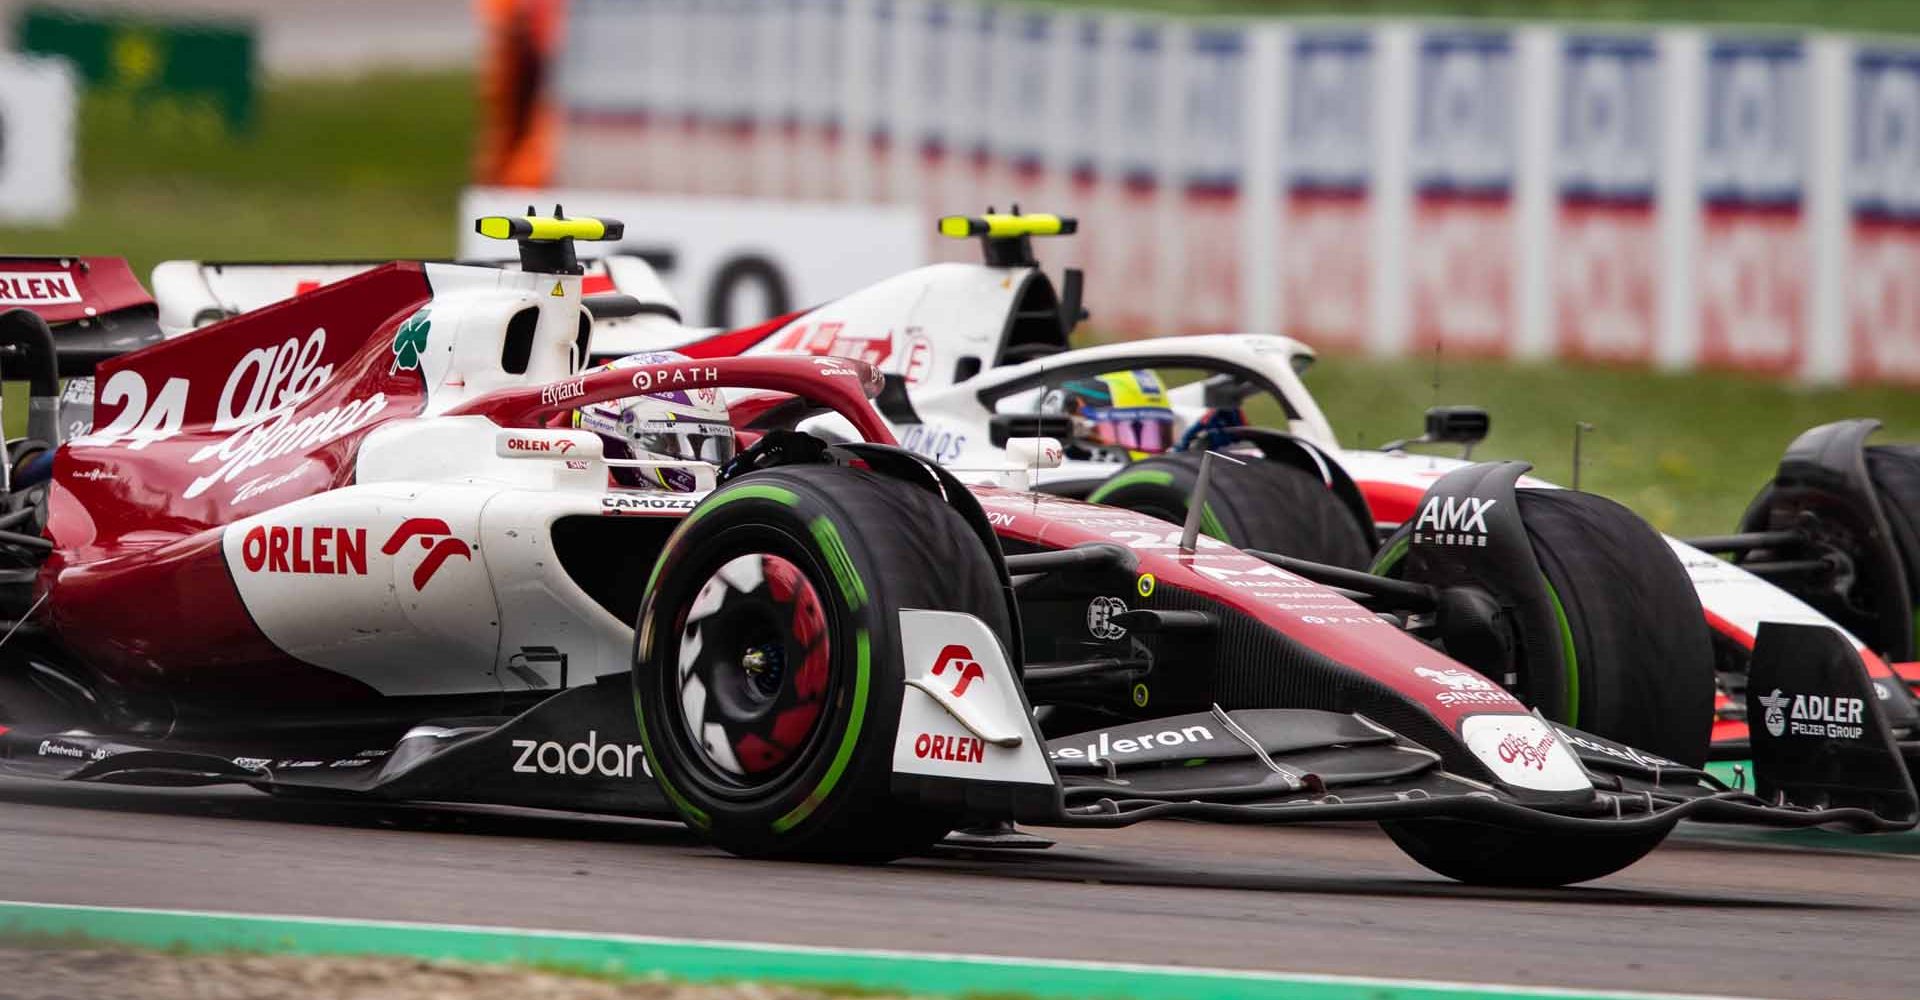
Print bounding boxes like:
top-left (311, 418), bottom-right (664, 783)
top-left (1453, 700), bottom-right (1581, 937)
top-left (674, 552), bottom-right (833, 790)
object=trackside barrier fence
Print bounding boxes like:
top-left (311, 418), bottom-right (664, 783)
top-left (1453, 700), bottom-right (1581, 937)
top-left (545, 1), bottom-right (1920, 385)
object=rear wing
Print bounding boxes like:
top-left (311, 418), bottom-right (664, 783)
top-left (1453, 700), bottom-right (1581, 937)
top-left (0, 256), bottom-right (164, 375)
top-left (0, 257), bottom-right (167, 454)
top-left (152, 255), bottom-right (676, 336)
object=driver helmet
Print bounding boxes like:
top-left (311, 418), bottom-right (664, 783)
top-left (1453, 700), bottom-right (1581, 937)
top-left (573, 351), bottom-right (735, 491)
top-left (1042, 369), bottom-right (1176, 458)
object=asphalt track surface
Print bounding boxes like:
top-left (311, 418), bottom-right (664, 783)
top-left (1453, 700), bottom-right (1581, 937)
top-left (0, 778), bottom-right (1912, 1000)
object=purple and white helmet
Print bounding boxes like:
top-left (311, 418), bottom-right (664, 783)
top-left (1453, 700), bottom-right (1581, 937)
top-left (572, 352), bottom-right (735, 491)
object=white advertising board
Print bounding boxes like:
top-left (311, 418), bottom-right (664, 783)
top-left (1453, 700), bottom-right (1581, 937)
top-left (552, 0), bottom-right (1920, 384)
top-left (0, 55), bottom-right (77, 225)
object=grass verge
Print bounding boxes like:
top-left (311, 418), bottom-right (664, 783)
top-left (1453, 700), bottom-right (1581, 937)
top-left (0, 71), bottom-right (475, 280)
top-left (1299, 353), bottom-right (1920, 536)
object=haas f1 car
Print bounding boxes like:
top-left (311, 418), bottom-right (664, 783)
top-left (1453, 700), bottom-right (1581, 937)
top-left (0, 219), bottom-right (1912, 888)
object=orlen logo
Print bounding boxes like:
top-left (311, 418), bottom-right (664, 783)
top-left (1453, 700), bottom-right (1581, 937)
top-left (1413, 496), bottom-right (1497, 548)
top-left (0, 271), bottom-right (81, 306)
top-left (913, 731), bottom-right (984, 764)
top-left (241, 525), bottom-right (369, 575)
top-left (505, 436), bottom-right (577, 454)
top-left (380, 518), bottom-right (472, 590)
top-left (930, 644), bottom-right (984, 697)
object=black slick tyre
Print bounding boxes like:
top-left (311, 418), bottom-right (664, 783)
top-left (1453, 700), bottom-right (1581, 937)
top-left (1382, 816), bottom-right (1674, 887)
top-left (1738, 442), bottom-right (1920, 662)
top-left (1865, 445), bottom-right (1920, 659)
top-left (1086, 452), bottom-right (1372, 569)
top-left (634, 465), bottom-right (1011, 862)
top-left (1374, 490), bottom-right (1714, 766)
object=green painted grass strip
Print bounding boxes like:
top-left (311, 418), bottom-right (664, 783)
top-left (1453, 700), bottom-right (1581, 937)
top-left (0, 900), bottom-right (1759, 1000)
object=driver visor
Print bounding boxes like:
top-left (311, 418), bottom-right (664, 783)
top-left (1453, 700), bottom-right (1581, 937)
top-left (1084, 406), bottom-right (1175, 454)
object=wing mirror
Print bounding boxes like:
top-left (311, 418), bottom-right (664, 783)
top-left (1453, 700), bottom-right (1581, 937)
top-left (1382, 406), bottom-right (1490, 457)
top-left (1201, 374), bottom-right (1259, 409)
top-left (989, 413), bottom-right (1077, 448)
top-left (1426, 406), bottom-right (1490, 447)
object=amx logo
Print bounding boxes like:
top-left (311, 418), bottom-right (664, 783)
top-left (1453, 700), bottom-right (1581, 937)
top-left (380, 518), bottom-right (472, 590)
top-left (1413, 496), bottom-right (1497, 547)
top-left (930, 644), bottom-right (984, 697)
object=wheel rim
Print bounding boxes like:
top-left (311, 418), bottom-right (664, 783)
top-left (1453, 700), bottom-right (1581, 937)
top-left (672, 550), bottom-right (835, 795)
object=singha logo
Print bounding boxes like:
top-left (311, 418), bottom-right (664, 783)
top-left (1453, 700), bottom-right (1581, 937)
top-left (1414, 666), bottom-right (1498, 692)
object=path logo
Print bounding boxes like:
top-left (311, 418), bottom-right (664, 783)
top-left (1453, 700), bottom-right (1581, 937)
top-left (381, 517), bottom-right (471, 590)
top-left (930, 644), bottom-right (984, 697)
top-left (391, 308), bottom-right (431, 374)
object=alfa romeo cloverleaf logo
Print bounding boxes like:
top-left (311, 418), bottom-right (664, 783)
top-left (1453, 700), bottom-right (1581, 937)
top-left (391, 308), bottom-right (431, 374)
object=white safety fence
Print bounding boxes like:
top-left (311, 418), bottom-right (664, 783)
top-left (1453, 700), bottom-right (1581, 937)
top-left (550, 0), bottom-right (1920, 385)
top-left (0, 53), bottom-right (76, 226)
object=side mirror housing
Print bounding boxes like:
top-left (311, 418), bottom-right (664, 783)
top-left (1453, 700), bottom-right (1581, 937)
top-left (990, 412), bottom-right (1076, 448)
top-left (1201, 374), bottom-right (1259, 410)
top-left (1425, 406), bottom-right (1490, 447)
top-left (1003, 437), bottom-right (1065, 470)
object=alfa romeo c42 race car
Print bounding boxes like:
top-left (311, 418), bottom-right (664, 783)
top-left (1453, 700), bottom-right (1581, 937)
top-left (0, 216), bottom-right (1914, 888)
top-left (119, 213), bottom-right (1920, 769)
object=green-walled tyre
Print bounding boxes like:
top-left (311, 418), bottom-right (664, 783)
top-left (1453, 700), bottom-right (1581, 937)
top-left (634, 466), bottom-right (1011, 861)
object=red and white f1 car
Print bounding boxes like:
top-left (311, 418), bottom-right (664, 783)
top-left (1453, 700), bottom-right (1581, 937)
top-left (0, 219), bottom-right (1913, 887)
top-left (109, 213), bottom-right (1920, 768)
